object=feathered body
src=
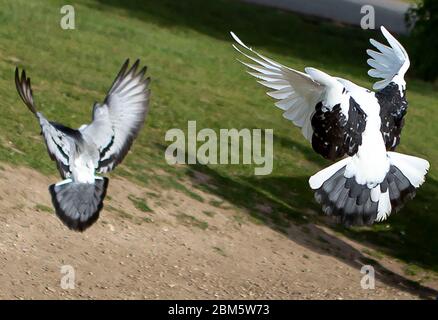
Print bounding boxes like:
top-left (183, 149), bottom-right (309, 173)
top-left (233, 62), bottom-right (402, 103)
top-left (232, 27), bottom-right (429, 225)
top-left (15, 59), bottom-right (150, 231)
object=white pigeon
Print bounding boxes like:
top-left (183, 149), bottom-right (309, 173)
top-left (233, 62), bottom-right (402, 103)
top-left (231, 26), bottom-right (430, 226)
top-left (15, 59), bottom-right (151, 231)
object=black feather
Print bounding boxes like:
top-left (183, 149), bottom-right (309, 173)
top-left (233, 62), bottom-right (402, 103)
top-left (311, 97), bottom-right (366, 161)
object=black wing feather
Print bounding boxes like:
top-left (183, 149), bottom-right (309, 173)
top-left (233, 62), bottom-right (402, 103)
top-left (311, 97), bottom-right (367, 160)
top-left (93, 59), bottom-right (150, 173)
top-left (15, 68), bottom-right (37, 114)
top-left (15, 67), bottom-right (78, 178)
top-left (376, 82), bottom-right (408, 151)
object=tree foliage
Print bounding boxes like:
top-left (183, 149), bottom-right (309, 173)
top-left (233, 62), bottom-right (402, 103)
top-left (407, 0), bottom-right (438, 82)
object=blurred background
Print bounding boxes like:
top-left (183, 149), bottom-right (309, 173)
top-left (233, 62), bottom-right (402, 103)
top-left (0, 0), bottom-right (437, 299)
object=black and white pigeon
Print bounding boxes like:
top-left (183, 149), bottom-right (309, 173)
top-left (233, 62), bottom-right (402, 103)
top-left (232, 26), bottom-right (430, 226)
top-left (15, 59), bottom-right (150, 231)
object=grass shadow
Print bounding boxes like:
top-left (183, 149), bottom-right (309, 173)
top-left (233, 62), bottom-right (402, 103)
top-left (92, 0), bottom-right (375, 76)
top-left (274, 133), bottom-right (329, 167)
top-left (87, 0), bottom-right (438, 297)
top-left (185, 162), bottom-right (438, 299)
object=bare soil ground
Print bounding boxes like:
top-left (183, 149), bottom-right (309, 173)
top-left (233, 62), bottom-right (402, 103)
top-left (0, 164), bottom-right (437, 300)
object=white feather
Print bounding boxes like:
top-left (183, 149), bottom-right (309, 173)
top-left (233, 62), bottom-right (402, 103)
top-left (387, 152), bottom-right (430, 188)
top-left (309, 157), bottom-right (351, 189)
top-left (367, 26), bottom-right (410, 91)
top-left (231, 32), bottom-right (354, 142)
top-left (376, 190), bottom-right (392, 221)
top-left (370, 185), bottom-right (381, 202)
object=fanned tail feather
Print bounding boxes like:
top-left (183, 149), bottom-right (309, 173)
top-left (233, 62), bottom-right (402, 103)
top-left (49, 177), bottom-right (109, 232)
top-left (309, 152), bottom-right (429, 225)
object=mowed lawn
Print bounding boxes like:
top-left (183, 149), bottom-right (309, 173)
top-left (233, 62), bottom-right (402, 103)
top-left (0, 0), bottom-right (437, 272)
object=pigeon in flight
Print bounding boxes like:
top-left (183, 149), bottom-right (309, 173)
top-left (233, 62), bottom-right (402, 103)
top-left (15, 59), bottom-right (150, 231)
top-left (232, 26), bottom-right (429, 225)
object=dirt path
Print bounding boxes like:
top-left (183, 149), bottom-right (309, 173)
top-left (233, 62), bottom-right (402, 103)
top-left (0, 164), bottom-right (437, 299)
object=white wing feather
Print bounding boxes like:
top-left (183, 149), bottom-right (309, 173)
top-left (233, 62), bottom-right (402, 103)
top-left (231, 32), bottom-right (324, 142)
top-left (14, 68), bottom-right (75, 179)
top-left (38, 115), bottom-right (75, 177)
top-left (81, 60), bottom-right (150, 173)
top-left (367, 26), bottom-right (410, 90)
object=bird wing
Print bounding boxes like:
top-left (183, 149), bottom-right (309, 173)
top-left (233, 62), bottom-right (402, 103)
top-left (231, 32), bottom-right (323, 142)
top-left (367, 26), bottom-right (410, 91)
top-left (231, 33), bottom-right (367, 161)
top-left (367, 26), bottom-right (410, 151)
top-left (81, 59), bottom-right (151, 173)
top-left (15, 68), bottom-right (77, 178)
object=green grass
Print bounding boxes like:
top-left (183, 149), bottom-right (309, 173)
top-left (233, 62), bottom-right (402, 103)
top-left (209, 199), bottom-right (224, 208)
top-left (404, 263), bottom-right (423, 276)
top-left (175, 212), bottom-right (209, 230)
top-left (106, 205), bottom-right (133, 220)
top-left (107, 204), bottom-right (153, 224)
top-left (362, 248), bottom-right (385, 260)
top-left (212, 246), bottom-right (227, 257)
top-left (141, 216), bottom-right (153, 224)
top-left (202, 210), bottom-right (216, 217)
top-left (128, 195), bottom-right (153, 213)
top-left (0, 0), bottom-right (438, 272)
top-left (233, 214), bottom-right (245, 226)
top-left (34, 203), bottom-right (53, 214)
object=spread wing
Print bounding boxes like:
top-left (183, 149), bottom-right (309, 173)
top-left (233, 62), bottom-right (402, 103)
top-left (231, 33), bottom-right (367, 161)
top-left (367, 26), bottom-right (410, 150)
top-left (80, 59), bottom-right (151, 173)
top-left (367, 26), bottom-right (410, 91)
top-left (231, 32), bottom-right (322, 141)
top-left (15, 68), bottom-right (77, 178)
